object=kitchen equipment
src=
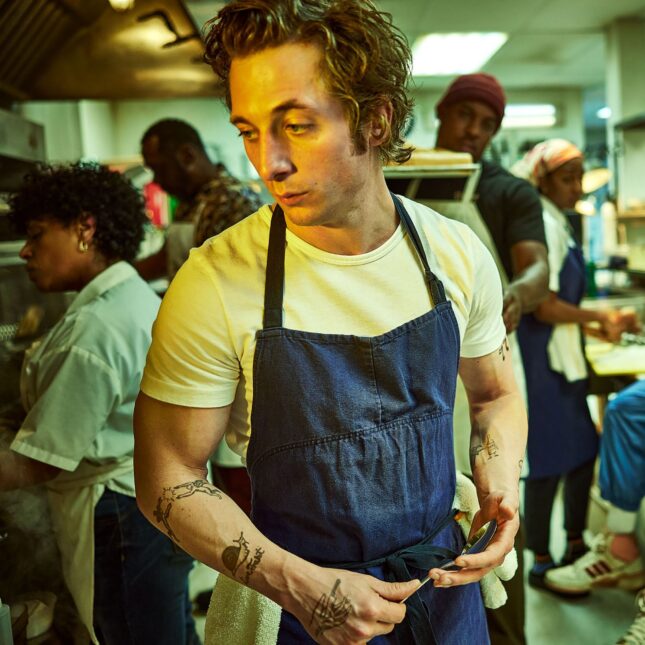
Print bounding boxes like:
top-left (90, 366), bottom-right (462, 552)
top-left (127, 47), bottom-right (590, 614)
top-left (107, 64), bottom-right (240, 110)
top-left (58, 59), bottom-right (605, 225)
top-left (0, 597), bottom-right (13, 645)
top-left (620, 332), bottom-right (645, 346)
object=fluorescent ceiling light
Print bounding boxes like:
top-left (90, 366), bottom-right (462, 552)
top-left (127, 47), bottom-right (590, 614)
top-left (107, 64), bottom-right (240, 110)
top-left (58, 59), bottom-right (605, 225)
top-left (596, 106), bottom-right (611, 120)
top-left (412, 32), bottom-right (507, 76)
top-left (108, 0), bottom-right (135, 10)
top-left (502, 104), bottom-right (556, 129)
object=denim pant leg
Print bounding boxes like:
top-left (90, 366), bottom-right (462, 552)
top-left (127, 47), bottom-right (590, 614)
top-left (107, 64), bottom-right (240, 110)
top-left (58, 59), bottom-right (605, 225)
top-left (93, 489), bottom-right (199, 645)
top-left (600, 381), bottom-right (645, 512)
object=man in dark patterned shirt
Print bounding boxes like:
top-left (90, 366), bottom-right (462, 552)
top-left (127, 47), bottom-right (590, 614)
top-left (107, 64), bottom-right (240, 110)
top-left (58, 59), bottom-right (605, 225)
top-left (137, 118), bottom-right (262, 280)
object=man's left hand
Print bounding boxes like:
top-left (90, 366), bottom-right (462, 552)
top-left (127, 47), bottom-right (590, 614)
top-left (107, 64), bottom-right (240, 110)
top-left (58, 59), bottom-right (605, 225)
top-left (426, 490), bottom-right (519, 588)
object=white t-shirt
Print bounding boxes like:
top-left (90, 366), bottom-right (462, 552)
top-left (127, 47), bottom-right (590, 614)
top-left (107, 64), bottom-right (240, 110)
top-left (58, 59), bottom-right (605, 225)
top-left (141, 195), bottom-right (506, 459)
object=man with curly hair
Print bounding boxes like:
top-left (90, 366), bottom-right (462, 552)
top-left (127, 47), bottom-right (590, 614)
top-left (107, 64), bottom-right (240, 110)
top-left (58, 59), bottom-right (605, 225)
top-left (1, 163), bottom-right (199, 645)
top-left (134, 1), bottom-right (527, 643)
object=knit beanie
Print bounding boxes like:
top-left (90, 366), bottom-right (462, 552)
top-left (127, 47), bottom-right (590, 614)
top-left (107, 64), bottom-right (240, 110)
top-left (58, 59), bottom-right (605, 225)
top-left (436, 73), bottom-right (506, 131)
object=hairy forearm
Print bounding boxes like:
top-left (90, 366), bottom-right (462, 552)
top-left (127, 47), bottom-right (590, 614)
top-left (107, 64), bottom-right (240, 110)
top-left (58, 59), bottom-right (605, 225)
top-left (0, 450), bottom-right (61, 491)
top-left (534, 294), bottom-right (605, 325)
top-left (507, 260), bottom-right (549, 314)
top-left (468, 390), bottom-right (527, 504)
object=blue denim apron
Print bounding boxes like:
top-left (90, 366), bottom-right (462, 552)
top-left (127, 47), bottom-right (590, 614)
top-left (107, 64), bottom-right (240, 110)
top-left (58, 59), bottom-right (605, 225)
top-left (518, 244), bottom-right (599, 479)
top-left (247, 196), bottom-right (489, 644)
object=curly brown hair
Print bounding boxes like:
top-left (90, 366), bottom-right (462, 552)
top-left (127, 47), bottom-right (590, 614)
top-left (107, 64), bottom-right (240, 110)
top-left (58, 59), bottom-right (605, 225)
top-left (204, 0), bottom-right (414, 164)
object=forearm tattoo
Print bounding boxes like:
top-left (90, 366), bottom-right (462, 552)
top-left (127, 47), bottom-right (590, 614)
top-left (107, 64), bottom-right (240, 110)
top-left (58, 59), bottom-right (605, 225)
top-left (153, 479), bottom-right (222, 542)
top-left (497, 337), bottom-right (510, 361)
top-left (310, 579), bottom-right (353, 637)
top-left (470, 434), bottom-right (501, 464)
top-left (221, 531), bottom-right (265, 585)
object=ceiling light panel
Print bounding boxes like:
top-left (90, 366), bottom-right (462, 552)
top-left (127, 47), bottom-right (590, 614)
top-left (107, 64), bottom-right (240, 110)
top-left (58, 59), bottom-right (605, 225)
top-left (412, 32), bottom-right (508, 76)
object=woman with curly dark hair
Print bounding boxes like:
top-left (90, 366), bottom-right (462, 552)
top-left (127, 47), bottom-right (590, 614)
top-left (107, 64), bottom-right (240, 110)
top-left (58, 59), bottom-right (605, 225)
top-left (1, 163), bottom-right (199, 645)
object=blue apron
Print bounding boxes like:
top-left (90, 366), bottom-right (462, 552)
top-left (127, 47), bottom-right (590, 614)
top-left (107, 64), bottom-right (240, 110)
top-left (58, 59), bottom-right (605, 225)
top-left (246, 196), bottom-right (488, 644)
top-left (517, 244), bottom-right (599, 479)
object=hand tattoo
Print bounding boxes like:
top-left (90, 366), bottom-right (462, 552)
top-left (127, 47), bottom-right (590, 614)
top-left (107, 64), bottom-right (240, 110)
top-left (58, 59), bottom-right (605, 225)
top-left (153, 479), bottom-right (222, 542)
top-left (221, 532), bottom-right (265, 585)
top-left (310, 579), bottom-right (353, 637)
top-left (498, 337), bottom-right (510, 361)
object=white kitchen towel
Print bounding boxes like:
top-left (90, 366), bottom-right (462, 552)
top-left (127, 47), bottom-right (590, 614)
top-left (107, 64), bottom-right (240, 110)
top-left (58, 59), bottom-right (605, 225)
top-left (454, 471), bottom-right (518, 609)
top-left (204, 573), bottom-right (280, 645)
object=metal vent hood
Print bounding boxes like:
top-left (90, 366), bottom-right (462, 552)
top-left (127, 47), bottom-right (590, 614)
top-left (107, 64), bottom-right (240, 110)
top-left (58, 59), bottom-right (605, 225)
top-left (0, 0), bottom-right (221, 102)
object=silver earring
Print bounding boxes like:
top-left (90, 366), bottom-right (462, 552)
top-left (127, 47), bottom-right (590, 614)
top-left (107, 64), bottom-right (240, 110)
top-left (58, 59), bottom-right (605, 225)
top-left (79, 240), bottom-right (89, 253)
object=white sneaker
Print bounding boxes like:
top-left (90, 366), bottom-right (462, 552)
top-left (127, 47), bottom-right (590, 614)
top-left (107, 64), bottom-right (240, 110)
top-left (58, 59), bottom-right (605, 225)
top-left (616, 588), bottom-right (645, 645)
top-left (544, 533), bottom-right (645, 597)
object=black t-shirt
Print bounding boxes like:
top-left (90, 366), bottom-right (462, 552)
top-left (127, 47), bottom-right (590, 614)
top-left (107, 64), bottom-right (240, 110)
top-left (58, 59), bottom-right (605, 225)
top-left (475, 160), bottom-right (546, 279)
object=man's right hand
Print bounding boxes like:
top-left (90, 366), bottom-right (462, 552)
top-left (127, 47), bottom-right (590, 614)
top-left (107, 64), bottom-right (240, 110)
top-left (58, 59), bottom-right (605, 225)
top-left (285, 565), bottom-right (420, 644)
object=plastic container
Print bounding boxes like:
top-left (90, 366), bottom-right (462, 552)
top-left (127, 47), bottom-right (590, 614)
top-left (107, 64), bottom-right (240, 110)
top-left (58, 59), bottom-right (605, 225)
top-left (0, 598), bottom-right (13, 645)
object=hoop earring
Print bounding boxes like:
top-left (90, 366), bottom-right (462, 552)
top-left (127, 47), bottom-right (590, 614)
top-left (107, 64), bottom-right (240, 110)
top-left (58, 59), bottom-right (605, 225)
top-left (79, 240), bottom-right (89, 253)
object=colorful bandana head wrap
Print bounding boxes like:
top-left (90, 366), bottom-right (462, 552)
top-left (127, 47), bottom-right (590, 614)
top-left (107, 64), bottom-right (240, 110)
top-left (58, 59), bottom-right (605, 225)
top-left (511, 138), bottom-right (583, 186)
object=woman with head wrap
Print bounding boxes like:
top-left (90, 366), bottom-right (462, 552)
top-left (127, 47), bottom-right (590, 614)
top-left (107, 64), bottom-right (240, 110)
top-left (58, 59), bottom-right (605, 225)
top-left (512, 139), bottom-right (634, 591)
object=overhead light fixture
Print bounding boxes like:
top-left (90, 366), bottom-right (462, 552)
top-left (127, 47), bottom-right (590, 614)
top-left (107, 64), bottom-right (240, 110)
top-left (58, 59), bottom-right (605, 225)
top-left (412, 32), bottom-right (507, 76)
top-left (502, 104), bottom-right (557, 129)
top-left (108, 0), bottom-right (135, 11)
top-left (596, 106), bottom-right (611, 120)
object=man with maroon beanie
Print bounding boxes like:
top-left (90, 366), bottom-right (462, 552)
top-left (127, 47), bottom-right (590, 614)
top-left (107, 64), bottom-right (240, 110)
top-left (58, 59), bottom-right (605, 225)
top-left (435, 73), bottom-right (548, 334)
top-left (435, 73), bottom-right (550, 645)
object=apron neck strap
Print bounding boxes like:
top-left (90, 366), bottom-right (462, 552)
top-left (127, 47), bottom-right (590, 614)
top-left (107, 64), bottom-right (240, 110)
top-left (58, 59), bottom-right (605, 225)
top-left (262, 197), bottom-right (448, 329)
top-left (392, 193), bottom-right (447, 307)
top-left (263, 205), bottom-right (287, 329)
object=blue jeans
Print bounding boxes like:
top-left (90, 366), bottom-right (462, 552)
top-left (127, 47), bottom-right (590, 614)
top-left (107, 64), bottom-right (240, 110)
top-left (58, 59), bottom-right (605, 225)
top-left (600, 380), bottom-right (645, 512)
top-left (93, 488), bottom-right (199, 645)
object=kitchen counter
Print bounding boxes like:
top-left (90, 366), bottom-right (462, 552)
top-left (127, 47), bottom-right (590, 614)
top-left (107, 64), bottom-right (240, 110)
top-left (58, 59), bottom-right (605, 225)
top-left (581, 291), bottom-right (645, 377)
top-left (586, 340), bottom-right (645, 376)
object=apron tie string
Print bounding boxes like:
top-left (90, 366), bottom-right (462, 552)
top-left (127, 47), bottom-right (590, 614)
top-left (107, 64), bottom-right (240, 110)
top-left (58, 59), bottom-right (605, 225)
top-left (331, 509), bottom-right (459, 645)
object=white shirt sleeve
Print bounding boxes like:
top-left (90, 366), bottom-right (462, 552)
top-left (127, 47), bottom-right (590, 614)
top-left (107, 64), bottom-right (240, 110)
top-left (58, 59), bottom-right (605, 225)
top-left (11, 346), bottom-right (121, 471)
top-left (459, 234), bottom-right (506, 358)
top-left (141, 252), bottom-right (241, 408)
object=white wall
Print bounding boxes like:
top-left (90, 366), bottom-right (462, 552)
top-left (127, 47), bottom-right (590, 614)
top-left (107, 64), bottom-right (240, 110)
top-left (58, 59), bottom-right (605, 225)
top-left (111, 97), bottom-right (255, 179)
top-left (18, 102), bottom-right (84, 162)
top-left (605, 18), bottom-right (645, 211)
top-left (78, 101), bottom-right (116, 161)
top-left (18, 96), bottom-right (256, 180)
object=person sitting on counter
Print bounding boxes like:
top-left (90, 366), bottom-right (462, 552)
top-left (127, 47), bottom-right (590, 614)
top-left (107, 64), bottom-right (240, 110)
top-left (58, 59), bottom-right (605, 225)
top-left (136, 118), bottom-right (262, 281)
top-left (544, 379), bottom-right (645, 645)
top-left (0, 163), bottom-right (199, 645)
top-left (133, 1), bottom-right (527, 643)
top-left (511, 139), bottom-right (638, 591)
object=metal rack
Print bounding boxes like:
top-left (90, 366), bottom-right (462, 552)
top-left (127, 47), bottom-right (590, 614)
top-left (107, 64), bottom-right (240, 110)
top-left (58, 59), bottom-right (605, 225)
top-left (384, 162), bottom-right (481, 204)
